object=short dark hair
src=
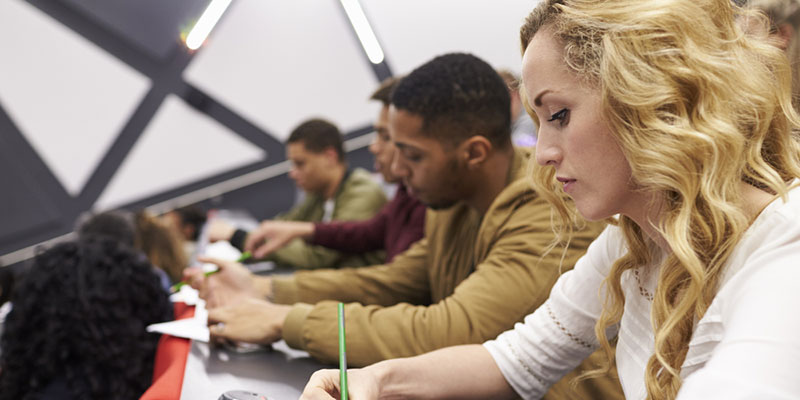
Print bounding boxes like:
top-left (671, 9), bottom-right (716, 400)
top-left (76, 210), bottom-right (136, 247)
top-left (0, 237), bottom-right (172, 399)
top-left (370, 76), bottom-right (402, 106)
top-left (172, 205), bottom-right (207, 241)
top-left (391, 53), bottom-right (511, 148)
top-left (286, 118), bottom-right (345, 162)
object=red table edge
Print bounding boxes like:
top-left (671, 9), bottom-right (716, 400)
top-left (140, 302), bottom-right (195, 400)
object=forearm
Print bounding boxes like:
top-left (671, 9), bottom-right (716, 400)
top-left (274, 241), bottom-right (430, 306)
top-left (273, 263), bottom-right (430, 310)
top-left (372, 345), bottom-right (516, 400)
top-left (267, 239), bottom-right (342, 269)
top-left (310, 215), bottom-right (386, 254)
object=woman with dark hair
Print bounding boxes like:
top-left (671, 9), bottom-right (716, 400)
top-left (0, 237), bottom-right (172, 400)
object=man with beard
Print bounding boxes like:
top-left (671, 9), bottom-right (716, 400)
top-left (192, 53), bottom-right (622, 400)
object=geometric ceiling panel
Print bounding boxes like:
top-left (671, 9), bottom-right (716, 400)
top-left (361, 0), bottom-right (537, 76)
top-left (0, 0), bottom-right (151, 196)
top-left (183, 0), bottom-right (380, 141)
top-left (61, 0), bottom-right (211, 60)
top-left (95, 95), bottom-right (266, 210)
top-left (0, 138), bottom-right (62, 248)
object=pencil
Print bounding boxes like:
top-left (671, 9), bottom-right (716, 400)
top-left (169, 251), bottom-right (252, 293)
top-left (338, 302), bottom-right (349, 400)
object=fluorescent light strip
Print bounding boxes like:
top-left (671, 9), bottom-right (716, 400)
top-left (185, 0), bottom-right (233, 50)
top-left (339, 0), bottom-right (385, 64)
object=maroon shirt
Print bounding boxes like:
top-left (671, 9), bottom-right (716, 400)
top-left (310, 184), bottom-right (426, 262)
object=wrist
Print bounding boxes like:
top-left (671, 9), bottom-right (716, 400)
top-left (272, 304), bottom-right (292, 338)
top-left (371, 359), bottom-right (401, 397)
top-left (300, 222), bottom-right (315, 240)
top-left (254, 276), bottom-right (273, 300)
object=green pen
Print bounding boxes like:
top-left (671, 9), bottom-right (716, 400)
top-left (338, 302), bottom-right (349, 400)
top-left (235, 251), bottom-right (253, 263)
top-left (169, 251), bottom-right (252, 293)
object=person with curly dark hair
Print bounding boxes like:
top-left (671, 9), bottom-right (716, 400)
top-left (0, 237), bottom-right (173, 400)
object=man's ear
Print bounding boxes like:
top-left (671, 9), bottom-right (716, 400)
top-left (461, 136), bottom-right (492, 169)
top-left (323, 147), bottom-right (340, 164)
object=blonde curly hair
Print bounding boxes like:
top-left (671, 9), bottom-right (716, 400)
top-left (520, 0), bottom-right (800, 398)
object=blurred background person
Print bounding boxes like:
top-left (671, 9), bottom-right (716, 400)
top-left (497, 69), bottom-right (538, 147)
top-left (207, 118), bottom-right (387, 269)
top-left (746, 0), bottom-right (800, 110)
top-left (133, 210), bottom-right (189, 284)
top-left (160, 205), bottom-right (208, 259)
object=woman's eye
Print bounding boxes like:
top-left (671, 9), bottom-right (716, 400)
top-left (547, 108), bottom-right (568, 122)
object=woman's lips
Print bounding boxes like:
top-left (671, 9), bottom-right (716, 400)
top-left (556, 177), bottom-right (576, 193)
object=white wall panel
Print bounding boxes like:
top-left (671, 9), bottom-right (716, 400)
top-left (361, 0), bottom-right (538, 76)
top-left (95, 95), bottom-right (266, 209)
top-left (0, 0), bottom-right (151, 196)
top-left (183, 0), bottom-right (381, 141)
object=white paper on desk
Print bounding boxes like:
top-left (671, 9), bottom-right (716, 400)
top-left (202, 240), bottom-right (243, 262)
top-left (169, 285), bottom-right (201, 305)
top-left (147, 298), bottom-right (210, 342)
top-left (200, 236), bottom-right (276, 273)
top-left (147, 318), bottom-right (209, 342)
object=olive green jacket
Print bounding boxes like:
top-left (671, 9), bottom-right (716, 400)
top-left (268, 168), bottom-right (386, 269)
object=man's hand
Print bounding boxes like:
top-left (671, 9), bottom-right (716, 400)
top-left (244, 220), bottom-right (315, 259)
top-left (300, 368), bottom-right (382, 399)
top-left (207, 298), bottom-right (292, 345)
top-left (206, 219), bottom-right (237, 243)
top-left (185, 256), bottom-right (264, 308)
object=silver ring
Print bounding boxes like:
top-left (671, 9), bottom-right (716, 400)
top-left (214, 322), bottom-right (225, 331)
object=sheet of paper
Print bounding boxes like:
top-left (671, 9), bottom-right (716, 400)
top-left (203, 240), bottom-right (243, 262)
top-left (147, 318), bottom-right (209, 342)
top-left (199, 237), bottom-right (275, 273)
top-left (147, 298), bottom-right (209, 342)
top-left (170, 285), bottom-right (201, 305)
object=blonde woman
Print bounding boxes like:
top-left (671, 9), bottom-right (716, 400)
top-left (299, 0), bottom-right (800, 398)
